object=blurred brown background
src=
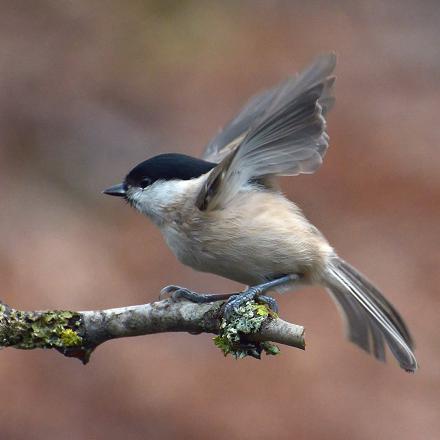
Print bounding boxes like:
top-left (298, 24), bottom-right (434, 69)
top-left (0, 0), bottom-right (439, 439)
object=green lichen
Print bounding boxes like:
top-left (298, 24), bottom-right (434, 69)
top-left (60, 328), bottom-right (83, 346)
top-left (213, 300), bottom-right (280, 359)
top-left (0, 307), bottom-right (83, 350)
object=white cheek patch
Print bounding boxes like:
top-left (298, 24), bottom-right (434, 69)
top-left (128, 188), bottom-right (146, 210)
top-left (126, 178), bottom-right (201, 223)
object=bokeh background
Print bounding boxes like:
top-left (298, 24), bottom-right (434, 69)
top-left (0, 1), bottom-right (439, 439)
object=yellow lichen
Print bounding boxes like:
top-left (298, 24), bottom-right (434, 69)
top-left (0, 308), bottom-right (83, 350)
top-left (60, 329), bottom-right (83, 346)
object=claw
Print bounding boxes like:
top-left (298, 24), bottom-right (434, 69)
top-left (223, 288), bottom-right (279, 320)
top-left (257, 295), bottom-right (279, 314)
top-left (159, 285), bottom-right (183, 300)
top-left (160, 286), bottom-right (197, 302)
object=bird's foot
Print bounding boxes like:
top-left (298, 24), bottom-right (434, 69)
top-left (223, 274), bottom-right (299, 320)
top-left (159, 285), bottom-right (233, 303)
top-left (160, 274), bottom-right (299, 318)
top-left (223, 289), bottom-right (278, 320)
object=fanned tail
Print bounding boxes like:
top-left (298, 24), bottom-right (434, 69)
top-left (325, 257), bottom-right (417, 372)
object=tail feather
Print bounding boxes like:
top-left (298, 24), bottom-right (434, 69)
top-left (325, 257), bottom-right (417, 372)
top-left (337, 260), bottom-right (414, 348)
top-left (328, 277), bottom-right (386, 362)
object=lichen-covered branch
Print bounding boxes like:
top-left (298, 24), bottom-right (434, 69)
top-left (0, 298), bottom-right (305, 364)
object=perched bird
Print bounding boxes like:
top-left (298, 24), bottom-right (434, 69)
top-left (104, 54), bottom-right (417, 372)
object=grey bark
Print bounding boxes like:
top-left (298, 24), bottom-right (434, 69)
top-left (0, 298), bottom-right (305, 364)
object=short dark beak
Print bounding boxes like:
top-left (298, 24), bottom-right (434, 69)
top-left (103, 183), bottom-right (126, 197)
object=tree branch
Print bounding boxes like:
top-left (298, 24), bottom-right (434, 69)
top-left (0, 298), bottom-right (305, 364)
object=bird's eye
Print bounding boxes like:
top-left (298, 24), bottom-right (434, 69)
top-left (140, 177), bottom-right (152, 188)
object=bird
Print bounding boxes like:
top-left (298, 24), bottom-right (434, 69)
top-left (103, 53), bottom-right (417, 372)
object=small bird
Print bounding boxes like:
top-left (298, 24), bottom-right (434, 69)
top-left (104, 54), bottom-right (417, 372)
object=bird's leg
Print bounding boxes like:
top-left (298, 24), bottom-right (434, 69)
top-left (161, 274), bottom-right (299, 319)
top-left (223, 274), bottom-right (299, 319)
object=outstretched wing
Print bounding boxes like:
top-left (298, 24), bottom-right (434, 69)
top-left (202, 84), bottom-right (282, 163)
top-left (196, 53), bottom-right (336, 211)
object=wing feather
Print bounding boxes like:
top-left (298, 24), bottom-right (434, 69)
top-left (197, 53), bottom-right (336, 211)
top-left (202, 85), bottom-right (280, 163)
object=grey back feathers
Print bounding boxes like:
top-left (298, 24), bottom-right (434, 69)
top-left (197, 53), bottom-right (336, 211)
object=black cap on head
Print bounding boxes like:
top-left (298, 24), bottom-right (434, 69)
top-left (125, 153), bottom-right (217, 188)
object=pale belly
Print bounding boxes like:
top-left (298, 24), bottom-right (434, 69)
top-left (161, 194), bottom-right (333, 286)
top-left (164, 230), bottom-right (276, 285)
